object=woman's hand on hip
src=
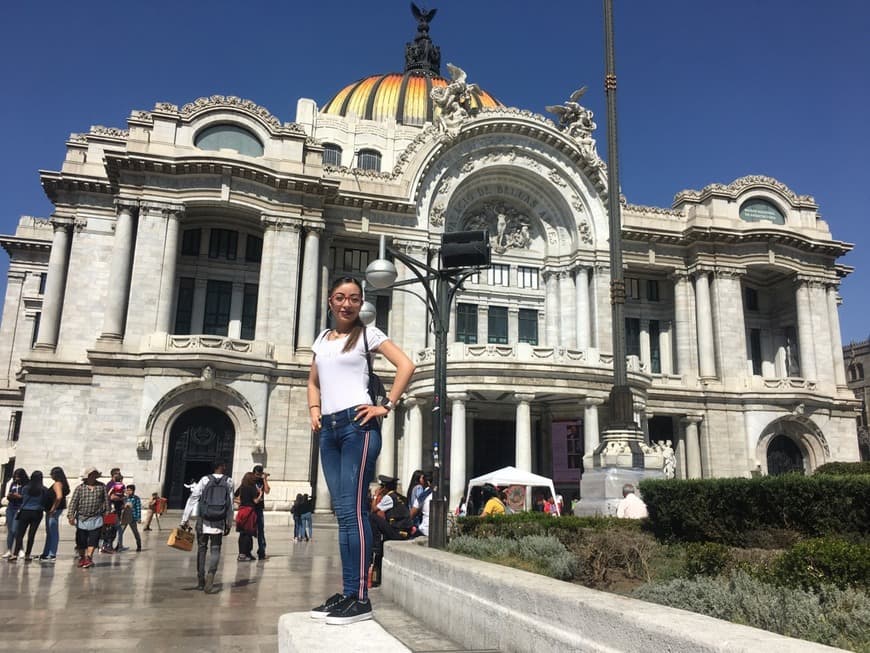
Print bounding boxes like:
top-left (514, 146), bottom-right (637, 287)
top-left (355, 404), bottom-right (388, 426)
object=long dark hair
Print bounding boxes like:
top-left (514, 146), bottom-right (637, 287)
top-left (406, 469), bottom-right (424, 501)
top-left (329, 277), bottom-right (365, 353)
top-left (241, 472), bottom-right (257, 488)
top-left (12, 468), bottom-right (28, 485)
top-left (26, 470), bottom-right (44, 496)
top-left (50, 467), bottom-right (70, 497)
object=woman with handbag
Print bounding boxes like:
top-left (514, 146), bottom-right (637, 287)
top-left (307, 276), bottom-right (415, 625)
top-left (234, 472), bottom-right (260, 561)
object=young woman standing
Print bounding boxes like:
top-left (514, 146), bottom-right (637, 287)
top-left (307, 277), bottom-right (415, 625)
top-left (40, 467), bottom-right (70, 562)
top-left (10, 470), bottom-right (47, 562)
top-left (2, 469), bottom-right (27, 559)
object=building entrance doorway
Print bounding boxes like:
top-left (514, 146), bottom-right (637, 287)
top-left (165, 406), bottom-right (235, 508)
top-left (472, 419), bottom-right (515, 477)
top-left (766, 434), bottom-right (804, 476)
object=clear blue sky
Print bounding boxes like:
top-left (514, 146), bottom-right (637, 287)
top-left (1, 1), bottom-right (867, 342)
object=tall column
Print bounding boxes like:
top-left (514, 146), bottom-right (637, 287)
top-left (255, 217), bottom-right (277, 341)
top-left (259, 216), bottom-right (301, 348)
top-left (659, 321), bottom-right (673, 375)
top-left (376, 409), bottom-right (396, 479)
top-left (101, 202), bottom-right (137, 340)
top-left (296, 225), bottom-right (322, 348)
top-left (672, 272), bottom-right (694, 376)
top-left (403, 397), bottom-right (423, 484)
top-left (514, 393), bottom-right (534, 472)
top-left (575, 266), bottom-right (591, 349)
top-left (795, 279), bottom-right (817, 380)
top-left (694, 271), bottom-right (716, 378)
top-left (639, 321), bottom-right (651, 371)
top-left (712, 271), bottom-right (748, 380)
top-left (0, 271), bottom-right (25, 382)
top-left (190, 279), bottom-right (207, 334)
top-left (34, 221), bottom-right (72, 351)
top-left (155, 207), bottom-right (182, 333)
top-left (448, 393), bottom-right (467, 511)
top-left (318, 233), bottom-right (333, 333)
top-left (543, 271), bottom-right (559, 347)
top-left (507, 307), bottom-right (519, 344)
top-left (401, 244), bottom-right (428, 351)
top-left (583, 398), bottom-right (601, 456)
top-left (558, 271), bottom-right (576, 348)
top-left (826, 285), bottom-right (847, 386)
top-left (683, 416), bottom-right (702, 479)
top-left (227, 282), bottom-right (244, 339)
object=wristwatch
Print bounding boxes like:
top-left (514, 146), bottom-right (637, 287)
top-left (383, 399), bottom-right (395, 412)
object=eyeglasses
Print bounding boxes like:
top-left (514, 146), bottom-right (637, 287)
top-left (330, 294), bottom-right (362, 306)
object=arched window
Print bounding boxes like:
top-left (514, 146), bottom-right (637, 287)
top-left (195, 124), bottom-right (264, 157)
top-left (323, 143), bottom-right (342, 166)
top-left (357, 149), bottom-right (381, 172)
top-left (739, 198), bottom-right (785, 225)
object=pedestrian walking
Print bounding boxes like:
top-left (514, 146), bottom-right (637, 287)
top-left (307, 276), bottom-right (415, 625)
top-left (181, 461), bottom-right (234, 593)
top-left (121, 485), bottom-right (142, 552)
top-left (67, 467), bottom-right (108, 569)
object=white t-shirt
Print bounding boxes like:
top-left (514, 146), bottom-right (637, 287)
top-left (418, 493), bottom-right (432, 536)
top-left (312, 326), bottom-right (388, 414)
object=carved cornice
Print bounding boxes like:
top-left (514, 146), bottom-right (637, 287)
top-left (674, 175), bottom-right (817, 209)
top-left (515, 392), bottom-right (536, 403)
top-left (152, 95), bottom-right (306, 136)
top-left (89, 125), bottom-right (129, 139)
top-left (261, 214), bottom-right (302, 231)
top-left (624, 203), bottom-right (683, 218)
top-left (114, 198), bottom-right (139, 214)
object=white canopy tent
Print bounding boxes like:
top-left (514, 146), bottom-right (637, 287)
top-left (465, 466), bottom-right (561, 516)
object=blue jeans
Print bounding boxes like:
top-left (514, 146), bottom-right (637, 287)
top-left (41, 509), bottom-right (64, 557)
top-left (319, 407), bottom-right (381, 600)
top-left (6, 506), bottom-right (19, 551)
top-left (301, 512), bottom-right (313, 540)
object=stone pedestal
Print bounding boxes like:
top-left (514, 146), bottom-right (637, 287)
top-left (577, 466), bottom-right (663, 517)
top-left (577, 427), bottom-right (667, 516)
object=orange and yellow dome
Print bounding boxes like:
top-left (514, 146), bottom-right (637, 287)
top-left (321, 71), bottom-right (501, 127)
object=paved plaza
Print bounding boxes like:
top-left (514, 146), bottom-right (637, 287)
top-left (0, 513), bottom-right (472, 652)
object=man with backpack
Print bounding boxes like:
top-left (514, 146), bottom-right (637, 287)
top-left (180, 461), bottom-right (234, 593)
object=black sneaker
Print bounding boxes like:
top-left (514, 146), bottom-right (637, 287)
top-left (310, 593), bottom-right (351, 619)
top-left (326, 598), bottom-right (372, 625)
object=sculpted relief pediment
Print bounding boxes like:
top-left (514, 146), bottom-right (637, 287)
top-left (462, 202), bottom-right (532, 254)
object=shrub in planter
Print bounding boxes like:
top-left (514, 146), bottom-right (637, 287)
top-left (453, 511), bottom-right (640, 542)
top-left (448, 534), bottom-right (577, 580)
top-left (771, 537), bottom-right (870, 592)
top-left (568, 528), bottom-right (659, 588)
top-left (634, 571), bottom-right (870, 651)
top-left (682, 542), bottom-right (734, 578)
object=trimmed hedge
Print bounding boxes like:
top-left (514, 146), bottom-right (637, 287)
top-left (639, 475), bottom-right (870, 545)
top-left (453, 510), bottom-right (642, 542)
top-left (815, 461), bottom-right (870, 476)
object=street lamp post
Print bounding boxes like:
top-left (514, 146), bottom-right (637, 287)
top-left (365, 231), bottom-right (489, 549)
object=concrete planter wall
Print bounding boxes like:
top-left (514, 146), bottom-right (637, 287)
top-left (381, 540), bottom-right (842, 653)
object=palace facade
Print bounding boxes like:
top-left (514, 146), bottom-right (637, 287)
top-left (0, 16), bottom-right (860, 510)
